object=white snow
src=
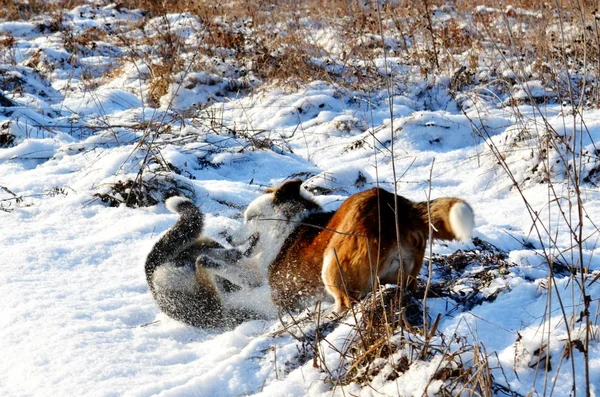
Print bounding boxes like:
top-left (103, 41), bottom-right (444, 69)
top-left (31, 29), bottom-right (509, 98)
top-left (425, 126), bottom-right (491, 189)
top-left (1, 4), bottom-right (599, 397)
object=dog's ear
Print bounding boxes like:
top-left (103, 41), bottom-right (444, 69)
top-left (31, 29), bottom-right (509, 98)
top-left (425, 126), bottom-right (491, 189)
top-left (272, 179), bottom-right (303, 204)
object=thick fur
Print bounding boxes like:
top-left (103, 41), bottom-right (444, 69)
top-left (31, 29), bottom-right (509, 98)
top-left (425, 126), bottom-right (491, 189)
top-left (267, 211), bottom-right (335, 310)
top-left (238, 179), bottom-right (322, 283)
top-left (320, 188), bottom-right (474, 311)
top-left (261, 185), bottom-right (474, 312)
top-left (145, 197), bottom-right (257, 328)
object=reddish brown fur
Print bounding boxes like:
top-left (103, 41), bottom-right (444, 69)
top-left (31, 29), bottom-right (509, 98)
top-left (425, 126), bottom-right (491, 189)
top-left (268, 211), bottom-right (334, 310)
top-left (267, 187), bottom-right (471, 312)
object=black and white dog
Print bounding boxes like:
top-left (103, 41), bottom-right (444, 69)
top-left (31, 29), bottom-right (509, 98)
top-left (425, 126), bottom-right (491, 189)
top-left (144, 180), bottom-right (326, 328)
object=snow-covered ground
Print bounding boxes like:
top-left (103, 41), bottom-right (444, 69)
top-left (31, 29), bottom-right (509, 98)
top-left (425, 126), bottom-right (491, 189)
top-left (1, 3), bottom-right (599, 396)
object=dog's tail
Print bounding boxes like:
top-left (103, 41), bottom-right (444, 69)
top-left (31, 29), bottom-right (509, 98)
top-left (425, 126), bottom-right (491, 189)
top-left (421, 198), bottom-right (474, 242)
top-left (145, 197), bottom-right (204, 288)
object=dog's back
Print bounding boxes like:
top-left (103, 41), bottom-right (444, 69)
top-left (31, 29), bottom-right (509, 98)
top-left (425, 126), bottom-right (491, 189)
top-left (321, 188), bottom-right (474, 311)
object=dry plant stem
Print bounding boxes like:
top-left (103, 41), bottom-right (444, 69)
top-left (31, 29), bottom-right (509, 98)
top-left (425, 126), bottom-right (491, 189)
top-left (272, 345), bottom-right (278, 380)
top-left (313, 301), bottom-right (321, 369)
top-left (422, 0), bottom-right (439, 70)
top-left (470, 113), bottom-right (580, 396)
top-left (464, 7), bottom-right (592, 393)
top-left (364, 86), bottom-right (398, 394)
top-left (421, 158), bottom-right (436, 358)
top-left (553, 2), bottom-right (591, 394)
top-left (458, 103), bottom-right (577, 394)
top-left (375, 0), bottom-right (406, 341)
top-left (459, 323), bottom-right (492, 397)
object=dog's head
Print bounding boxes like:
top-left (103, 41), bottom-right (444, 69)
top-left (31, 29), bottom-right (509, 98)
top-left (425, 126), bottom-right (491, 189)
top-left (244, 179), bottom-right (320, 224)
top-left (234, 180), bottom-right (321, 275)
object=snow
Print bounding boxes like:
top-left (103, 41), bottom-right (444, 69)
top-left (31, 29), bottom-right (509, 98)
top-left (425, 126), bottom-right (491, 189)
top-left (1, 3), bottom-right (599, 397)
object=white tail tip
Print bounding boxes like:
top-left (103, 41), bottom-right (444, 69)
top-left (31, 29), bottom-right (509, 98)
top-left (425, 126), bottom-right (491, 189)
top-left (449, 201), bottom-right (474, 241)
top-left (165, 196), bottom-right (193, 214)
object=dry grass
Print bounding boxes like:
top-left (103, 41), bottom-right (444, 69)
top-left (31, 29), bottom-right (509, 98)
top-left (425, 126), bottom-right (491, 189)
top-left (5, 0), bottom-right (598, 102)
top-left (0, 0), bottom-right (83, 21)
top-left (330, 239), bottom-right (519, 390)
top-left (264, 240), bottom-right (523, 394)
top-left (104, 0), bottom-right (600, 104)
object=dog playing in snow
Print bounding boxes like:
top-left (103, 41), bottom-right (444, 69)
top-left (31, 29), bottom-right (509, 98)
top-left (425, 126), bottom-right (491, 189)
top-left (144, 197), bottom-right (261, 328)
top-left (145, 180), bottom-right (474, 327)
top-left (241, 179), bottom-right (474, 312)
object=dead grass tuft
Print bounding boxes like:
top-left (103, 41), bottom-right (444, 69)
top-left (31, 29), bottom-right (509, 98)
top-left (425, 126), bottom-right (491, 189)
top-left (93, 175), bottom-right (194, 208)
top-left (265, 239), bottom-right (522, 393)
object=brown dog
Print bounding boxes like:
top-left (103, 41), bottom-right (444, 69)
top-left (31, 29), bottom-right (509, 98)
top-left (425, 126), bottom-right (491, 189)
top-left (319, 188), bottom-right (473, 311)
top-left (248, 181), bottom-right (474, 312)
